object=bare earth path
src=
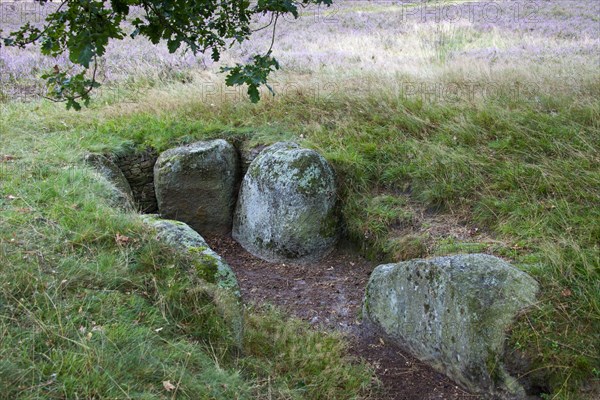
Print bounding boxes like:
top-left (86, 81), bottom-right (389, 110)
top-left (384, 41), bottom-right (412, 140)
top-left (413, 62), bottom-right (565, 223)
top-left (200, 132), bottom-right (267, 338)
top-left (207, 235), bottom-right (482, 400)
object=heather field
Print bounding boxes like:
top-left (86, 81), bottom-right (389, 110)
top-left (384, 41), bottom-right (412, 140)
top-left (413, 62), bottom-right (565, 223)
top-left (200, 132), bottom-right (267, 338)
top-left (1, 0), bottom-right (599, 399)
top-left (2, 0), bottom-right (599, 101)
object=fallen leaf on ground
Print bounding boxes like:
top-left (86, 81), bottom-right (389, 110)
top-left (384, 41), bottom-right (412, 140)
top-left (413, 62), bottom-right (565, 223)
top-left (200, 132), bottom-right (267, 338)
top-left (561, 288), bottom-right (572, 297)
top-left (163, 381), bottom-right (176, 391)
top-left (115, 233), bottom-right (131, 246)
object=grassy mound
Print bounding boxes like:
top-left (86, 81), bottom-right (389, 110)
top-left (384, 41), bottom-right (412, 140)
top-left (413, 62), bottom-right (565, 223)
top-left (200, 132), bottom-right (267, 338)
top-left (0, 118), bottom-right (373, 399)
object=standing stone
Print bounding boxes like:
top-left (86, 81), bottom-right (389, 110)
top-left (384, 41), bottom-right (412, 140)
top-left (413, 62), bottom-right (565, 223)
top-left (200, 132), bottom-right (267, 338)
top-left (154, 140), bottom-right (240, 235)
top-left (233, 142), bottom-right (339, 263)
top-left (364, 254), bottom-right (539, 399)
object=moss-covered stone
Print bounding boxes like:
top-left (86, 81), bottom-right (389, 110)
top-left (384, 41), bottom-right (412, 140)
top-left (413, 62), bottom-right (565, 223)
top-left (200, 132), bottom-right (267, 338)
top-left (363, 254), bottom-right (538, 399)
top-left (141, 215), bottom-right (243, 346)
top-left (232, 142), bottom-right (339, 264)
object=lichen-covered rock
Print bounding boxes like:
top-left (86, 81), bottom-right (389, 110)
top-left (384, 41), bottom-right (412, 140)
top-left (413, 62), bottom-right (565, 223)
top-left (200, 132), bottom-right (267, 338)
top-left (142, 215), bottom-right (240, 295)
top-left (154, 140), bottom-right (240, 235)
top-left (84, 153), bottom-right (135, 210)
top-left (142, 215), bottom-right (243, 346)
top-left (364, 254), bottom-right (538, 398)
top-left (233, 142), bottom-right (339, 263)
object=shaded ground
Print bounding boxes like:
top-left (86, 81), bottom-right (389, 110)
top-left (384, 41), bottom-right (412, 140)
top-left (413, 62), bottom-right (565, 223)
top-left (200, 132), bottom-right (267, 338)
top-left (207, 235), bottom-right (482, 400)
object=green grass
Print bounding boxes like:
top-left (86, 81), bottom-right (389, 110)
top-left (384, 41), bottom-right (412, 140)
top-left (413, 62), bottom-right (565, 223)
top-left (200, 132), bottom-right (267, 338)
top-left (1, 75), bottom-right (599, 398)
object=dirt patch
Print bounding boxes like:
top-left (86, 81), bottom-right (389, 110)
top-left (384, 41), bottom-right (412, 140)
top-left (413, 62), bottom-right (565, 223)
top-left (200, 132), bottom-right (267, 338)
top-left (207, 235), bottom-right (482, 400)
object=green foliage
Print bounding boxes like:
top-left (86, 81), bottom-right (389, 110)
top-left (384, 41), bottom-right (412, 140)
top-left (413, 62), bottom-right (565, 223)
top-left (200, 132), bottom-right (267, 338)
top-left (344, 194), bottom-right (416, 260)
top-left (41, 68), bottom-right (101, 111)
top-left (223, 54), bottom-right (280, 103)
top-left (0, 0), bottom-right (332, 108)
top-left (240, 306), bottom-right (373, 399)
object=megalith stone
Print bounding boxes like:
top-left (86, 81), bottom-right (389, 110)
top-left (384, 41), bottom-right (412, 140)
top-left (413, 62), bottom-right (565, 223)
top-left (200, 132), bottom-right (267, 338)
top-left (363, 254), bottom-right (538, 398)
top-left (154, 139), bottom-right (239, 235)
top-left (142, 215), bottom-right (242, 346)
top-left (233, 142), bottom-right (339, 263)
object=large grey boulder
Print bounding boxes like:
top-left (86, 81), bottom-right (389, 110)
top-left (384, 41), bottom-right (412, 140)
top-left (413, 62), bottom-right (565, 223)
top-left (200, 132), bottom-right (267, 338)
top-left (154, 140), bottom-right (239, 235)
top-left (364, 254), bottom-right (538, 398)
top-left (84, 153), bottom-right (135, 210)
top-left (142, 215), bottom-right (243, 346)
top-left (232, 142), bottom-right (339, 263)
